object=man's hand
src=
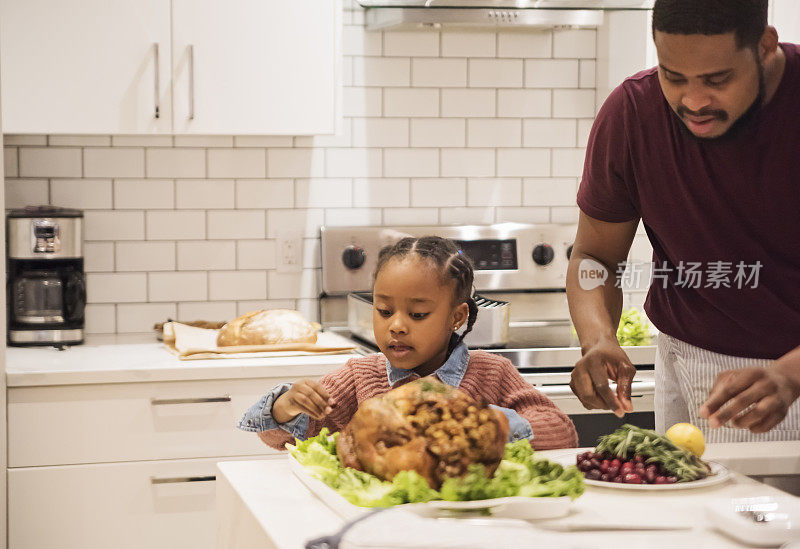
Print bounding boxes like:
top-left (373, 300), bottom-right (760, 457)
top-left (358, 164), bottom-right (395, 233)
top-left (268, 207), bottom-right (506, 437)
top-left (699, 365), bottom-right (800, 433)
top-left (272, 379), bottom-right (331, 423)
top-left (570, 337), bottom-right (637, 417)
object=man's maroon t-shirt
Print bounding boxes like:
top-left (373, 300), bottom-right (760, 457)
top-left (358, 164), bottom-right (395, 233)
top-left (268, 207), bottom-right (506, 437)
top-left (577, 43), bottom-right (800, 359)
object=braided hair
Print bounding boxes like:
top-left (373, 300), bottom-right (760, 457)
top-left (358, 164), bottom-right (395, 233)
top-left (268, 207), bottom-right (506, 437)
top-left (373, 236), bottom-right (478, 346)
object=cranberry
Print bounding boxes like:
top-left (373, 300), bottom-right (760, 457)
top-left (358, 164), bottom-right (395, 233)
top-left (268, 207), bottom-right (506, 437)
top-left (620, 462), bottom-right (635, 474)
top-left (600, 460), bottom-right (611, 473)
top-left (666, 476), bottom-right (678, 484)
top-left (654, 476), bottom-right (668, 484)
top-left (585, 469), bottom-right (602, 481)
top-left (607, 466), bottom-right (619, 478)
top-left (624, 473), bottom-right (644, 484)
top-left (600, 473), bottom-right (611, 482)
top-left (610, 458), bottom-right (622, 469)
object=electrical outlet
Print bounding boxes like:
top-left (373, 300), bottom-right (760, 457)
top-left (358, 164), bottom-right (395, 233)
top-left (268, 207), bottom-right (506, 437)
top-left (276, 231), bottom-right (303, 273)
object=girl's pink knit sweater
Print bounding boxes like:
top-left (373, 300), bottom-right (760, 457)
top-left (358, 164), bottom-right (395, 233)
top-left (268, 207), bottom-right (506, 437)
top-left (258, 350), bottom-right (579, 451)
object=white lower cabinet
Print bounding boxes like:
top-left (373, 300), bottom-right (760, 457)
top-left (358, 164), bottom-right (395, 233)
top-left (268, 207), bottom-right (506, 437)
top-left (9, 455), bottom-right (278, 549)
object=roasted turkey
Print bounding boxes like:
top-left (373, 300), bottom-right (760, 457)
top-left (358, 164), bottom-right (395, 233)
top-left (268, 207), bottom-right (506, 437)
top-left (336, 377), bottom-right (510, 488)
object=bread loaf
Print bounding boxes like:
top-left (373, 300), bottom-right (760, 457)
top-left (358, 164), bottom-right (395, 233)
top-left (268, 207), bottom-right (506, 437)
top-left (216, 309), bottom-right (320, 347)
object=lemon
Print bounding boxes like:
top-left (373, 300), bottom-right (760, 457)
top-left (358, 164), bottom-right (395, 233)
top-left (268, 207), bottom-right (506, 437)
top-left (666, 423), bottom-right (705, 457)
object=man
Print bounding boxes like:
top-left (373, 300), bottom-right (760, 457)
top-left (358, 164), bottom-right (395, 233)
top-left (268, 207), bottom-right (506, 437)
top-left (566, 0), bottom-right (800, 442)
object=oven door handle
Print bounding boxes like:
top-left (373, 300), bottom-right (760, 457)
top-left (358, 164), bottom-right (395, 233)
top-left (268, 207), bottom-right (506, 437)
top-left (538, 381), bottom-right (655, 398)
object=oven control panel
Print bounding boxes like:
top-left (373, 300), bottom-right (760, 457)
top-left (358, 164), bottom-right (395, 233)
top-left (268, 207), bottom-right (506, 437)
top-left (321, 223), bottom-right (577, 295)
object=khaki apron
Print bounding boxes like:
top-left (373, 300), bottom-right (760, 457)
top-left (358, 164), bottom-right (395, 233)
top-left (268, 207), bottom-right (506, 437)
top-left (654, 332), bottom-right (800, 442)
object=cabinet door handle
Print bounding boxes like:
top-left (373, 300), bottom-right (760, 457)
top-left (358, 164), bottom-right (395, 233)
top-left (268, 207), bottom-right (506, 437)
top-left (188, 44), bottom-right (195, 120)
top-left (153, 43), bottom-right (160, 119)
top-left (151, 475), bottom-right (216, 485)
top-left (150, 396), bottom-right (231, 405)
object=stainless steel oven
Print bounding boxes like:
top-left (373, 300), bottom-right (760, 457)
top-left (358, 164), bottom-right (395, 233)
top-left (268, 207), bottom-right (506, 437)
top-left (319, 223), bottom-right (656, 446)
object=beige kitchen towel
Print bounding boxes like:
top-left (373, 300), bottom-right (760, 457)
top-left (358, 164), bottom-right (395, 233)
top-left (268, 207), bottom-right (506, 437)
top-left (163, 321), bottom-right (356, 360)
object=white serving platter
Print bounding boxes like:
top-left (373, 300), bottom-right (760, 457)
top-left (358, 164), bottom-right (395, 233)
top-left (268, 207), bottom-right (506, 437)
top-left (288, 453), bottom-right (574, 521)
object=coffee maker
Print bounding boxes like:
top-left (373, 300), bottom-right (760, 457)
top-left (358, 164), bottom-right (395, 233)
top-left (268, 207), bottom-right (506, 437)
top-left (7, 206), bottom-right (86, 346)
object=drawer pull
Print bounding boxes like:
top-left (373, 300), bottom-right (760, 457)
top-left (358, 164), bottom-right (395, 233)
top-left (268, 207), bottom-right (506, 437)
top-left (151, 475), bottom-right (216, 485)
top-left (150, 396), bottom-right (231, 405)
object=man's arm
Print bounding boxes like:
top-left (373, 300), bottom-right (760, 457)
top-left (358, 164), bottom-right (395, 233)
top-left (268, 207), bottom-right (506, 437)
top-left (566, 211), bottom-right (639, 416)
top-left (700, 345), bottom-right (800, 433)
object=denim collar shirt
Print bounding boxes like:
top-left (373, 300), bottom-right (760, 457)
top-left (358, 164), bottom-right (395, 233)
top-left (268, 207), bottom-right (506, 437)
top-left (238, 340), bottom-right (533, 443)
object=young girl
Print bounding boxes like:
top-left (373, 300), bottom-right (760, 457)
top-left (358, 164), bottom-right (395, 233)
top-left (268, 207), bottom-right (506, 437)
top-left (239, 236), bottom-right (578, 450)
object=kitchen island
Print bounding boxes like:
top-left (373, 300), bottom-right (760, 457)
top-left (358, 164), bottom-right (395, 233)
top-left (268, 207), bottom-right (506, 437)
top-left (217, 445), bottom-right (800, 549)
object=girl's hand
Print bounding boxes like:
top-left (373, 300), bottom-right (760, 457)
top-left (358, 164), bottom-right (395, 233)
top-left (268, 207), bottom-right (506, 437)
top-left (272, 379), bottom-right (332, 423)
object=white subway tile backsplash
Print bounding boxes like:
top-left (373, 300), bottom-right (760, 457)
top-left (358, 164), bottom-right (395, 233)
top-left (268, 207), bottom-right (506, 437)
top-left (114, 180), bottom-right (174, 209)
top-left (116, 241), bottom-right (176, 271)
top-left (177, 301), bottom-right (237, 322)
top-left (467, 119), bottom-right (522, 147)
top-left (5, 135), bottom-right (47, 146)
top-left (20, 148), bottom-right (81, 177)
top-left (173, 135), bottom-right (234, 148)
top-left (236, 179), bottom-right (294, 209)
top-left (208, 149), bottom-right (266, 178)
top-left (382, 207), bottom-right (438, 225)
top-left (441, 31), bottom-right (496, 57)
top-left (149, 272), bottom-right (208, 302)
top-left (303, 238), bottom-right (321, 269)
top-left (411, 178), bottom-right (466, 207)
top-left (325, 208), bottom-right (382, 226)
top-left (87, 273), bottom-right (147, 303)
top-left (553, 29), bottom-right (596, 59)
top-left (176, 180), bottom-right (235, 209)
top-left (440, 207), bottom-right (494, 225)
top-left (268, 269), bottom-right (319, 299)
top-left (84, 148), bottom-right (144, 178)
top-left (441, 89), bottom-right (496, 118)
top-left (580, 60), bottom-right (596, 89)
top-left (384, 149), bottom-right (439, 177)
top-left (267, 209), bottom-right (325, 238)
top-left (343, 25), bottom-right (382, 56)
top-left (353, 57), bottom-right (411, 87)
top-left (352, 118), bottom-right (409, 147)
top-left (552, 148), bottom-right (587, 177)
top-left (234, 136), bottom-right (294, 148)
top-left (467, 178), bottom-right (522, 207)
top-left (4, 147), bottom-right (18, 177)
top-left (353, 178), bottom-right (409, 207)
top-left (384, 88), bottom-right (439, 117)
top-left (577, 119), bottom-right (594, 148)
top-left (469, 59), bottom-right (523, 88)
top-left (177, 241), bottom-right (235, 271)
top-left (296, 179), bottom-right (352, 208)
top-left (294, 123), bottom-right (353, 148)
top-left (523, 119), bottom-right (577, 147)
top-left (384, 31), bottom-right (439, 57)
top-left (146, 148), bottom-right (205, 178)
top-left (496, 148), bottom-right (550, 177)
top-left (210, 271), bottom-right (267, 301)
top-left (325, 148), bottom-right (382, 178)
top-left (117, 303), bottom-right (176, 333)
top-left (550, 206), bottom-right (580, 223)
top-left (49, 136), bottom-right (111, 147)
top-left (267, 149), bottom-right (325, 178)
top-left (412, 59), bottom-right (467, 88)
top-left (410, 119), bottom-right (465, 148)
top-left (51, 179), bottom-right (112, 209)
top-left (497, 31), bottom-right (552, 58)
top-left (237, 240), bottom-right (277, 270)
top-left (553, 89), bottom-right (596, 118)
top-left (523, 178), bottom-right (577, 206)
top-left (112, 135), bottom-right (172, 147)
top-left (146, 211), bottom-right (205, 240)
top-left (85, 304), bottom-right (116, 334)
top-left (85, 211), bottom-right (145, 241)
top-left (5, 179), bottom-right (48, 209)
top-left (524, 60), bottom-right (580, 88)
top-left (236, 300), bottom-right (295, 316)
top-left (84, 242), bottom-right (115, 272)
top-left (495, 206), bottom-right (550, 224)
top-left (497, 90), bottom-right (551, 118)
top-left (441, 149), bottom-right (495, 177)
top-left (207, 210), bottom-right (266, 240)
top-left (343, 87), bottom-right (383, 117)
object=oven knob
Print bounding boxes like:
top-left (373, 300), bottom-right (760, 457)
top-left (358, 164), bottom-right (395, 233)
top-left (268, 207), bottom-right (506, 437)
top-left (567, 244), bottom-right (574, 260)
top-left (342, 246), bottom-right (366, 270)
top-left (532, 244), bottom-right (555, 266)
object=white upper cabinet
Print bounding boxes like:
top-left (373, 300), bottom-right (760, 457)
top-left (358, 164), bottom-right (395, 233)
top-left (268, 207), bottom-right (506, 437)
top-left (172, 0), bottom-right (340, 135)
top-left (0, 0), bottom-right (172, 134)
top-left (0, 0), bottom-right (341, 135)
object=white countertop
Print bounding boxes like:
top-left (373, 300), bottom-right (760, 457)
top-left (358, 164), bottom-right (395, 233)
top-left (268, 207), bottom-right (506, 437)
top-left (217, 446), bottom-right (800, 549)
top-left (5, 334), bottom-right (358, 387)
